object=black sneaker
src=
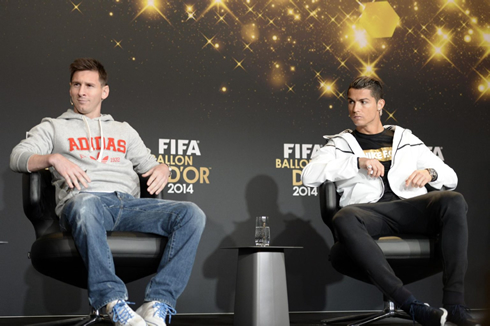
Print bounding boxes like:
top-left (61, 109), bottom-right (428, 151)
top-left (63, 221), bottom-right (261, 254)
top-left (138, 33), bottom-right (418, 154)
top-left (408, 301), bottom-right (447, 326)
top-left (444, 304), bottom-right (481, 326)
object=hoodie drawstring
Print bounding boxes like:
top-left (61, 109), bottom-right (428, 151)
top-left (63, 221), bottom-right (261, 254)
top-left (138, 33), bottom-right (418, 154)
top-left (98, 119), bottom-right (104, 162)
top-left (83, 116), bottom-right (104, 163)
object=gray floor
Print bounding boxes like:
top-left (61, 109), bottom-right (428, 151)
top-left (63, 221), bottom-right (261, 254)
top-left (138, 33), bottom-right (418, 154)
top-left (0, 311), bottom-right (486, 326)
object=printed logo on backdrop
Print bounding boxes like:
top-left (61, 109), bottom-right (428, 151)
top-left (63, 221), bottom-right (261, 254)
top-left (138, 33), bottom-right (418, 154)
top-left (428, 147), bottom-right (445, 161)
top-left (157, 139), bottom-right (211, 194)
top-left (276, 143), bottom-right (322, 197)
top-left (275, 144), bottom-right (446, 197)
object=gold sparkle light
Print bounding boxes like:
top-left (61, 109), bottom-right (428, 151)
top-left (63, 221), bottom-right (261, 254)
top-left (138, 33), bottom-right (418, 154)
top-left (317, 77), bottom-right (341, 99)
top-left (197, 0), bottom-right (240, 23)
top-left (354, 54), bottom-right (382, 80)
top-left (233, 58), bottom-right (246, 71)
top-left (71, 1), bottom-right (82, 14)
top-left (286, 84), bottom-right (295, 93)
top-left (244, 3), bottom-right (256, 15)
top-left (267, 17), bottom-right (277, 27)
top-left (474, 69), bottom-right (490, 101)
top-left (201, 33), bottom-right (217, 49)
top-left (474, 28), bottom-right (490, 66)
top-left (422, 35), bottom-right (458, 70)
top-left (216, 13), bottom-right (228, 25)
top-left (436, 0), bottom-right (467, 17)
top-left (385, 109), bottom-right (398, 123)
top-left (242, 41), bottom-right (254, 52)
top-left (185, 4), bottom-right (196, 21)
top-left (113, 39), bottom-right (123, 48)
top-left (132, 0), bottom-right (172, 25)
top-left (336, 56), bottom-right (350, 70)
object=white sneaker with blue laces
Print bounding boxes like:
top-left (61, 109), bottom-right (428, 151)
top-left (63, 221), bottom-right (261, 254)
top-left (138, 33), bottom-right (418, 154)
top-left (106, 299), bottom-right (147, 326)
top-left (136, 301), bottom-right (176, 326)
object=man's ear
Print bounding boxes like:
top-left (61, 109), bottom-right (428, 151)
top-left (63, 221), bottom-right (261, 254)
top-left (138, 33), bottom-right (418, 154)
top-left (102, 85), bottom-right (110, 100)
top-left (377, 98), bottom-right (385, 110)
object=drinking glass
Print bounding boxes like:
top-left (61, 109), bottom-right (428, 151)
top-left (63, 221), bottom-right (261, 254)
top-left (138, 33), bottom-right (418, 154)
top-left (255, 216), bottom-right (270, 246)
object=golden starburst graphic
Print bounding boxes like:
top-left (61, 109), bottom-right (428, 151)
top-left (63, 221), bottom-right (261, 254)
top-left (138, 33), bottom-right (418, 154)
top-left (475, 27), bottom-right (490, 67)
top-left (474, 69), bottom-right (490, 101)
top-left (201, 33), bottom-right (217, 49)
top-left (70, 1), bottom-right (82, 14)
top-left (197, 0), bottom-right (240, 23)
top-left (354, 55), bottom-right (382, 80)
top-left (96, 0), bottom-right (489, 104)
top-left (185, 5), bottom-right (196, 21)
top-left (233, 58), bottom-right (246, 71)
top-left (286, 83), bottom-right (295, 93)
top-left (385, 109), bottom-right (398, 123)
top-left (113, 39), bottom-right (123, 49)
top-left (317, 77), bottom-right (342, 99)
top-left (132, 0), bottom-right (171, 25)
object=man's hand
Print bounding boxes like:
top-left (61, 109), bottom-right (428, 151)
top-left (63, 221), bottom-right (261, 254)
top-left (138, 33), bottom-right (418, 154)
top-left (358, 157), bottom-right (384, 178)
top-left (405, 169), bottom-right (431, 188)
top-left (49, 154), bottom-right (91, 190)
top-left (142, 164), bottom-right (171, 195)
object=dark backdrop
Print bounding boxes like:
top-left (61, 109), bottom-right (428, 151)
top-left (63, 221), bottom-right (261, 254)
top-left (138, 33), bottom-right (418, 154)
top-left (1, 0), bottom-right (489, 316)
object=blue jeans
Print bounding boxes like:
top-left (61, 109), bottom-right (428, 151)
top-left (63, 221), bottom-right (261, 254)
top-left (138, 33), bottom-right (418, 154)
top-left (60, 192), bottom-right (206, 310)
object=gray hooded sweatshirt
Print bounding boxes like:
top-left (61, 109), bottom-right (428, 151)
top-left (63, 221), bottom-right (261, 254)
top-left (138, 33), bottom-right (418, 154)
top-left (10, 109), bottom-right (159, 216)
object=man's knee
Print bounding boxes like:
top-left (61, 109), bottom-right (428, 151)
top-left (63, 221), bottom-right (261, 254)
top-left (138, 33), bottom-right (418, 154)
top-left (436, 191), bottom-right (468, 215)
top-left (447, 192), bottom-right (467, 211)
top-left (180, 202), bottom-right (206, 232)
top-left (435, 192), bottom-right (468, 228)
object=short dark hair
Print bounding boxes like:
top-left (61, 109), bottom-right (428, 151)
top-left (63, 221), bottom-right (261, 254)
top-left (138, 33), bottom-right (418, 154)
top-left (348, 76), bottom-right (383, 102)
top-left (69, 58), bottom-right (108, 85)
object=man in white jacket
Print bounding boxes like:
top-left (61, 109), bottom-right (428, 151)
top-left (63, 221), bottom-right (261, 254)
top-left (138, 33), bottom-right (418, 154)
top-left (302, 76), bottom-right (477, 326)
top-left (10, 58), bottom-right (205, 326)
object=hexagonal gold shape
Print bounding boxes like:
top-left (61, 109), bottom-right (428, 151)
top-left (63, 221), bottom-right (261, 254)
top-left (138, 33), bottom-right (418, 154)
top-left (359, 1), bottom-right (400, 39)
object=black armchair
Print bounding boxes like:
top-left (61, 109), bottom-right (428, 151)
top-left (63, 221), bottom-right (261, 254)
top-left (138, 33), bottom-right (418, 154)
top-left (22, 169), bottom-right (168, 326)
top-left (319, 181), bottom-right (443, 326)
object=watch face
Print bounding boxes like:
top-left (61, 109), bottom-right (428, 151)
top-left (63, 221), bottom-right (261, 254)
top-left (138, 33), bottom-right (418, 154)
top-left (428, 168), bottom-right (438, 181)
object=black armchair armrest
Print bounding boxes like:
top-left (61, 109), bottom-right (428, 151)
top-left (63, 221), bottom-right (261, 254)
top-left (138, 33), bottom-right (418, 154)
top-left (318, 181), bottom-right (340, 232)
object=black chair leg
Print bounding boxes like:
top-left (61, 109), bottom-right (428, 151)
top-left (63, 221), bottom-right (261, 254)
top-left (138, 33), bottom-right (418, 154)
top-left (26, 307), bottom-right (111, 326)
top-left (321, 312), bottom-right (378, 325)
top-left (74, 308), bottom-right (111, 326)
top-left (321, 296), bottom-right (411, 326)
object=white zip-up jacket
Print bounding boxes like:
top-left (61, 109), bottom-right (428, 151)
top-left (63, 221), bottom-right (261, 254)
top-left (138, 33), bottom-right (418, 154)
top-left (301, 125), bottom-right (458, 207)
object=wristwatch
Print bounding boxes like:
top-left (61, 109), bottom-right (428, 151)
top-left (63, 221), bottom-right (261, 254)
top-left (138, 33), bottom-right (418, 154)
top-left (425, 168), bottom-right (438, 182)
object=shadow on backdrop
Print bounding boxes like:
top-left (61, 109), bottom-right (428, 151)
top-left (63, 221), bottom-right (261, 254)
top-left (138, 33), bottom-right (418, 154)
top-left (203, 175), bottom-right (342, 312)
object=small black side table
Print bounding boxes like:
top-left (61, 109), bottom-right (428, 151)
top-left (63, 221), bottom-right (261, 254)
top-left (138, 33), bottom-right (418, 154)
top-left (224, 246), bottom-right (302, 326)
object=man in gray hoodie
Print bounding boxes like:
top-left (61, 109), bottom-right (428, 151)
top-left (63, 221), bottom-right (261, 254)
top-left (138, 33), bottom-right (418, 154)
top-left (10, 58), bottom-right (206, 326)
